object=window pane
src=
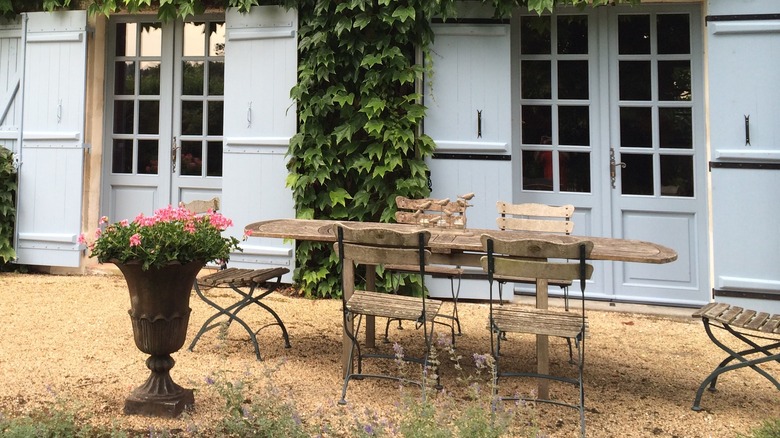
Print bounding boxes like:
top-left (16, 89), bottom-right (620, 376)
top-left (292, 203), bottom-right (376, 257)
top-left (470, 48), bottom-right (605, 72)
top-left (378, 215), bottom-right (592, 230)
top-left (618, 15), bottom-right (650, 54)
top-left (207, 101), bottom-right (223, 136)
top-left (522, 150), bottom-right (553, 191)
top-left (113, 101), bottom-right (134, 134)
top-left (658, 60), bottom-right (691, 101)
top-left (114, 61), bottom-right (135, 95)
top-left (521, 60), bottom-right (551, 99)
top-left (139, 62), bottom-right (161, 95)
top-left (520, 16), bottom-right (551, 55)
top-left (658, 14), bottom-right (690, 54)
top-left (180, 141), bottom-right (203, 176)
top-left (115, 23), bottom-right (136, 57)
top-left (208, 61), bottom-right (224, 96)
top-left (659, 108), bottom-right (692, 149)
top-left (661, 155), bottom-right (693, 197)
top-left (139, 23), bottom-right (162, 57)
top-left (184, 22), bottom-right (206, 57)
top-left (209, 22), bottom-right (226, 56)
top-left (112, 139), bottom-right (133, 173)
top-left (558, 60), bottom-right (588, 100)
top-left (521, 105), bottom-right (552, 145)
top-left (181, 101), bottom-right (203, 135)
top-left (621, 153), bottom-right (653, 195)
top-left (619, 61), bottom-right (651, 101)
top-left (558, 106), bottom-right (589, 146)
top-left (560, 151), bottom-right (590, 193)
top-left (182, 61), bottom-right (204, 95)
top-left (557, 15), bottom-right (588, 55)
top-left (138, 101), bottom-right (159, 135)
top-left (138, 140), bottom-right (158, 175)
top-left (207, 141), bottom-right (223, 177)
top-left (620, 107), bottom-right (652, 148)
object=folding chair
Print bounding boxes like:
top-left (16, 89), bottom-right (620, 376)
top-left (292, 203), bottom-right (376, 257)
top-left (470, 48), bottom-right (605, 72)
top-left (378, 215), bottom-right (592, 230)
top-left (383, 195), bottom-right (473, 340)
top-left (482, 234), bottom-right (593, 438)
top-left (334, 224), bottom-right (442, 405)
top-left (180, 198), bottom-right (291, 360)
top-left (691, 302), bottom-right (780, 411)
top-left (495, 201), bottom-right (575, 304)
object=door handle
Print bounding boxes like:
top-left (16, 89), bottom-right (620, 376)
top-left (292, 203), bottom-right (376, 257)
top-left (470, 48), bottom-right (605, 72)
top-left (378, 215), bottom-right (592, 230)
top-left (171, 136), bottom-right (179, 173)
top-left (609, 148), bottom-right (626, 189)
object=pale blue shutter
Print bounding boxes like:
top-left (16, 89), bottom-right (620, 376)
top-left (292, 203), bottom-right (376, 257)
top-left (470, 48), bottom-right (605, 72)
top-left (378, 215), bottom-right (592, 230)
top-left (15, 11), bottom-right (87, 267)
top-left (221, 7), bottom-right (297, 272)
top-left (707, 1), bottom-right (780, 312)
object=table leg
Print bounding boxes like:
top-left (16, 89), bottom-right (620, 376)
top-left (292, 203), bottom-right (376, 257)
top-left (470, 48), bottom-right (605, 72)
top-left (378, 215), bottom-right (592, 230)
top-left (342, 259), bottom-right (355, 378)
top-left (365, 264), bottom-right (376, 349)
top-left (536, 278), bottom-right (549, 400)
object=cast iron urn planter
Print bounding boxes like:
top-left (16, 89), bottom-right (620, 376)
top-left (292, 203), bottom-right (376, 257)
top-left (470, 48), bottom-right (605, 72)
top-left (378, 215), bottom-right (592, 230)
top-left (114, 259), bottom-right (204, 418)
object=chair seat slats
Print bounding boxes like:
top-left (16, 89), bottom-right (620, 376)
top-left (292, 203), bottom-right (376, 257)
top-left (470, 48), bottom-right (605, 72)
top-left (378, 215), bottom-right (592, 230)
top-left (384, 263), bottom-right (462, 276)
top-left (493, 274), bottom-right (572, 288)
top-left (347, 290), bottom-right (441, 322)
top-left (493, 306), bottom-right (587, 338)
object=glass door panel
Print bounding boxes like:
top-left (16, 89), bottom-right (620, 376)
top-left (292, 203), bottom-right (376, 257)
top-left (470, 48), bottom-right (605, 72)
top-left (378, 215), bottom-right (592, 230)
top-left (104, 17), bottom-right (225, 222)
top-left (615, 13), bottom-right (694, 199)
top-left (519, 14), bottom-right (592, 194)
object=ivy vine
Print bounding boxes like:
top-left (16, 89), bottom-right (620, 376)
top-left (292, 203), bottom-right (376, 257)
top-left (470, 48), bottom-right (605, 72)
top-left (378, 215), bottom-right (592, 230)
top-left (0, 147), bottom-right (16, 266)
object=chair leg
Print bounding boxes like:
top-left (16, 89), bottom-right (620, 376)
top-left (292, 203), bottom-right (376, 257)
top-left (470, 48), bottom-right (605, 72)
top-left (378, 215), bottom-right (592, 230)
top-left (339, 313), bottom-right (362, 405)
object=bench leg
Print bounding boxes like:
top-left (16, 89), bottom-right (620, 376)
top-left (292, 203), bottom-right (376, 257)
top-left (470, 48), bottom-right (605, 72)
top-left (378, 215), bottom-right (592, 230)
top-left (692, 319), bottom-right (780, 411)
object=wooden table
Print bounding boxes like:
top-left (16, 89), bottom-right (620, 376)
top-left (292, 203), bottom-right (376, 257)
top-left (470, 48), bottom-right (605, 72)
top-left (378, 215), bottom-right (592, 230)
top-left (245, 218), bottom-right (677, 396)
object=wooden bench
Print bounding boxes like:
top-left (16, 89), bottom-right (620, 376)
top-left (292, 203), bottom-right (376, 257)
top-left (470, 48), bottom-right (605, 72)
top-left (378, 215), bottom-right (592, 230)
top-left (691, 302), bottom-right (780, 411)
top-left (188, 267), bottom-right (291, 360)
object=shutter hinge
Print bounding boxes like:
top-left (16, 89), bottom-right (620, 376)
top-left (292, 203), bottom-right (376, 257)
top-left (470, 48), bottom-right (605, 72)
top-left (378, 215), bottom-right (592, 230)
top-left (83, 143), bottom-right (91, 153)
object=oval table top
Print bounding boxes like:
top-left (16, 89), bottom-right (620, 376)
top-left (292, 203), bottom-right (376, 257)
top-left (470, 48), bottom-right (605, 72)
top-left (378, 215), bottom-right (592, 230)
top-left (245, 219), bottom-right (678, 264)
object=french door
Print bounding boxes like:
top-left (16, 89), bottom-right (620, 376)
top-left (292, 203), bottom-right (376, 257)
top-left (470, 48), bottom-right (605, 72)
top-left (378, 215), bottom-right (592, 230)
top-left (515, 5), bottom-right (708, 306)
top-left (103, 16), bottom-right (225, 222)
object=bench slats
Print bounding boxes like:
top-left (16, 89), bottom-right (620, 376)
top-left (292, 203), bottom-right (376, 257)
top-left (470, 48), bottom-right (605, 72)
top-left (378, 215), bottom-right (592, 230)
top-left (199, 267), bottom-right (289, 288)
top-left (745, 312), bottom-right (770, 331)
top-left (693, 302), bottom-right (780, 335)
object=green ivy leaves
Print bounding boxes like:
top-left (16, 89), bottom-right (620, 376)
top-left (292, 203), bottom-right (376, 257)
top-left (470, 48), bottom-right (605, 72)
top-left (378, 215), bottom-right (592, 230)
top-left (0, 147), bottom-right (16, 265)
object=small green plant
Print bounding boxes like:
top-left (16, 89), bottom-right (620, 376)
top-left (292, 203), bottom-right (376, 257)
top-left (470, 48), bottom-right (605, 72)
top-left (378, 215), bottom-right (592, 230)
top-left (206, 364), bottom-right (311, 438)
top-left (739, 418), bottom-right (780, 438)
top-left (0, 401), bottom-right (127, 438)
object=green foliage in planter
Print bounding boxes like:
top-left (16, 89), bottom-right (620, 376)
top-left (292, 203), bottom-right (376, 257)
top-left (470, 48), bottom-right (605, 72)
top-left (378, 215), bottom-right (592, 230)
top-left (0, 147), bottom-right (16, 266)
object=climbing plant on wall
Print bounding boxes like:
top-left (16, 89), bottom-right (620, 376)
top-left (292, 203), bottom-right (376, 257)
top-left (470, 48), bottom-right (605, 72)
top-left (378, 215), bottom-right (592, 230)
top-left (0, 147), bottom-right (16, 266)
top-left (0, 0), bottom-right (636, 295)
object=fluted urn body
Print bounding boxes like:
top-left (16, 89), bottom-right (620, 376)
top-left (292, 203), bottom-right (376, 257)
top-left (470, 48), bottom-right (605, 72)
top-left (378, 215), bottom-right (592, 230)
top-left (114, 260), bottom-right (204, 417)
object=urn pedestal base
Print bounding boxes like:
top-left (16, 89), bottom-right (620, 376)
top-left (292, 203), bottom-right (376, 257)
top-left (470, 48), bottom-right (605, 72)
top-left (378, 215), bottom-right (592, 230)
top-left (123, 354), bottom-right (194, 417)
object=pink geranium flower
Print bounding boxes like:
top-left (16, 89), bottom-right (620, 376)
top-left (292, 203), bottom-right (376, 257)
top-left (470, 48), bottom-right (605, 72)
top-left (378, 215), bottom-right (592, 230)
top-left (83, 204), bottom-right (242, 271)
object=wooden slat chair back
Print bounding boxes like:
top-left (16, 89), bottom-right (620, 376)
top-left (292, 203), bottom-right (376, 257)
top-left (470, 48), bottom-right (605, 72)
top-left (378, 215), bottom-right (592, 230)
top-left (481, 234), bottom-right (593, 437)
top-left (389, 195), bottom-right (470, 339)
top-left (494, 201), bottom-right (576, 305)
top-left (395, 195), bottom-right (470, 228)
top-left (690, 302), bottom-right (780, 411)
top-left (496, 201), bottom-right (574, 234)
top-left (334, 224), bottom-right (442, 405)
top-left (180, 197), bottom-right (220, 215)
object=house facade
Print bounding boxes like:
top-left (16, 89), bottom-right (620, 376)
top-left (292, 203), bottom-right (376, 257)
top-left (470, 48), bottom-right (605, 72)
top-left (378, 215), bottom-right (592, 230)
top-left (5, 0), bottom-right (779, 312)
